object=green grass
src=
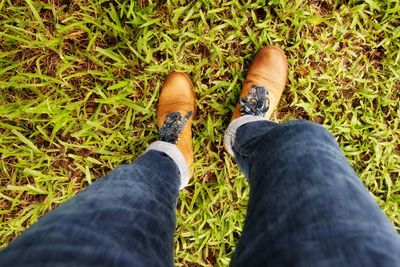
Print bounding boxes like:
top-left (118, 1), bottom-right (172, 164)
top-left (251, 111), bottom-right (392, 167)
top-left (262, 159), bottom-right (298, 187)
top-left (0, 0), bottom-right (399, 265)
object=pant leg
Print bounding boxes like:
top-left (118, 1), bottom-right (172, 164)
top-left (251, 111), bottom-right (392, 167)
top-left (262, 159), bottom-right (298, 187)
top-left (229, 119), bottom-right (400, 267)
top-left (0, 150), bottom-right (180, 267)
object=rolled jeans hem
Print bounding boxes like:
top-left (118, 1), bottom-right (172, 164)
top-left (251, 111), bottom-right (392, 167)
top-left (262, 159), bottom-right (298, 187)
top-left (224, 115), bottom-right (268, 156)
top-left (146, 141), bottom-right (189, 190)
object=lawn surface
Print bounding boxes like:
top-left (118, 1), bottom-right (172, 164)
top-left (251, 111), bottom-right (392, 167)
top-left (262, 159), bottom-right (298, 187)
top-left (0, 0), bottom-right (399, 266)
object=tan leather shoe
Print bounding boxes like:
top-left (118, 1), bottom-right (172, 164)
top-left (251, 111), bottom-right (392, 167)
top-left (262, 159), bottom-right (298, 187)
top-left (231, 46), bottom-right (288, 121)
top-left (157, 72), bottom-right (196, 169)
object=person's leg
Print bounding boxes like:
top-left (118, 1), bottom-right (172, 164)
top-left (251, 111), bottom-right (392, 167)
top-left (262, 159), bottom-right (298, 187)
top-left (0, 148), bottom-right (180, 267)
top-left (0, 72), bottom-right (196, 267)
top-left (226, 118), bottom-right (400, 267)
top-left (224, 45), bottom-right (400, 266)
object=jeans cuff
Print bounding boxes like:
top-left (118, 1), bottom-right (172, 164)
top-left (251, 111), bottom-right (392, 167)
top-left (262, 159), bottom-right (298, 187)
top-left (145, 141), bottom-right (189, 190)
top-left (224, 115), bottom-right (267, 156)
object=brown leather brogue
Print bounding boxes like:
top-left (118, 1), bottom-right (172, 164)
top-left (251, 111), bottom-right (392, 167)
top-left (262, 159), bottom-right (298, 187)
top-left (231, 46), bottom-right (288, 121)
top-left (157, 72), bottom-right (196, 169)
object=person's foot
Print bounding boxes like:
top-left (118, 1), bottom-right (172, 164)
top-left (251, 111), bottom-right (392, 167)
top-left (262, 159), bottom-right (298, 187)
top-left (231, 46), bottom-right (288, 121)
top-left (157, 72), bottom-right (196, 170)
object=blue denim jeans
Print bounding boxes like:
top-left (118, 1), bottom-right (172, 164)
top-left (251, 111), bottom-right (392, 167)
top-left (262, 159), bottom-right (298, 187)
top-left (1, 120), bottom-right (399, 267)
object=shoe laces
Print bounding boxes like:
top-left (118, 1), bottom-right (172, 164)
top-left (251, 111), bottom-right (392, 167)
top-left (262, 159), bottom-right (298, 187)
top-left (160, 111), bottom-right (193, 144)
top-left (239, 86), bottom-right (269, 116)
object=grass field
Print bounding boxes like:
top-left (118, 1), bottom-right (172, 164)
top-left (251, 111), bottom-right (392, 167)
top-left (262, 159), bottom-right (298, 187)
top-left (0, 0), bottom-right (399, 265)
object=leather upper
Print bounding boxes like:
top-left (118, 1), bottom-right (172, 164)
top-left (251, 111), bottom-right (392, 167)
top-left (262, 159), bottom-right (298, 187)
top-left (232, 46), bottom-right (288, 120)
top-left (157, 72), bottom-right (196, 169)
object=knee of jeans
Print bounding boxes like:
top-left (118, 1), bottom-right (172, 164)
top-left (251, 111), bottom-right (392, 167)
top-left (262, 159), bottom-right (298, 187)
top-left (283, 120), bottom-right (335, 144)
